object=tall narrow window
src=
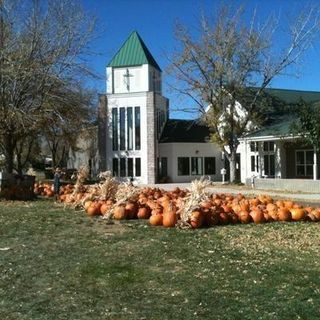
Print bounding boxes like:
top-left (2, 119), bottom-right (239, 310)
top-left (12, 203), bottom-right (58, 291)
top-left (120, 158), bottom-right (126, 177)
top-left (204, 157), bottom-right (216, 175)
top-left (135, 158), bottom-right (141, 177)
top-left (135, 107), bottom-right (141, 150)
top-left (128, 158), bottom-right (133, 177)
top-left (178, 157), bottom-right (190, 176)
top-left (120, 107), bottom-right (125, 150)
top-left (251, 156), bottom-right (255, 172)
top-left (112, 109), bottom-right (118, 151)
top-left (127, 107), bottom-right (133, 150)
top-left (112, 158), bottom-right (119, 176)
top-left (191, 157), bottom-right (203, 175)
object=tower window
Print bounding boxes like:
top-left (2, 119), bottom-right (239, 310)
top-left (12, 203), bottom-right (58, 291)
top-left (119, 107), bottom-right (125, 150)
top-left (127, 107), bottom-right (133, 150)
top-left (112, 108), bottom-right (118, 151)
top-left (135, 107), bottom-right (141, 150)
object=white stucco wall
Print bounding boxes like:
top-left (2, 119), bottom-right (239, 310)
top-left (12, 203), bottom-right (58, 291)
top-left (159, 142), bottom-right (224, 183)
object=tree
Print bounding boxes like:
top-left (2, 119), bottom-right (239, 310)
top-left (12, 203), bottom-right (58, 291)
top-left (291, 100), bottom-right (320, 152)
top-left (169, 4), bottom-right (320, 182)
top-left (0, 0), bottom-right (96, 173)
top-left (41, 86), bottom-right (96, 168)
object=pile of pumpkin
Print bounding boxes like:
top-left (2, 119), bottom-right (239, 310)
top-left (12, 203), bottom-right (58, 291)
top-left (34, 182), bottom-right (55, 197)
top-left (34, 170), bottom-right (320, 228)
top-left (57, 185), bottom-right (320, 228)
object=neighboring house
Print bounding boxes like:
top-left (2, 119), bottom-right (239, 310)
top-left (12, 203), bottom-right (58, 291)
top-left (67, 126), bottom-right (99, 177)
top-left (238, 89), bottom-right (320, 190)
top-left (98, 31), bottom-right (223, 184)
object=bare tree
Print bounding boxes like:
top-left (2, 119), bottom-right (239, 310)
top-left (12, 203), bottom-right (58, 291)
top-left (169, 4), bottom-right (320, 182)
top-left (0, 0), bottom-right (96, 173)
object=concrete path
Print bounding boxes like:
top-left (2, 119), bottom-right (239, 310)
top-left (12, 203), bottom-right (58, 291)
top-left (148, 182), bottom-right (320, 205)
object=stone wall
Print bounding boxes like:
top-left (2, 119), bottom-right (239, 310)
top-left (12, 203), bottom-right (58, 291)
top-left (146, 92), bottom-right (156, 184)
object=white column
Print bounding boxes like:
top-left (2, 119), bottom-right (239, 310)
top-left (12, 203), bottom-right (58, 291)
top-left (313, 147), bottom-right (318, 180)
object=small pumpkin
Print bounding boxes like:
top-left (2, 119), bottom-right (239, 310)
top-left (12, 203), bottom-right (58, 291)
top-left (290, 208), bottom-right (306, 221)
top-left (162, 203), bottom-right (177, 228)
top-left (149, 214), bottom-right (163, 226)
top-left (137, 207), bottom-right (151, 219)
top-left (113, 205), bottom-right (127, 220)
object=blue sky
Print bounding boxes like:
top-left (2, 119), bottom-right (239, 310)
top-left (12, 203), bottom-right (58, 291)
top-left (84, 0), bottom-right (320, 118)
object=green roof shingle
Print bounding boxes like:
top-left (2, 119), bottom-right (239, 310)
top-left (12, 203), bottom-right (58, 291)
top-left (108, 31), bottom-right (161, 71)
top-left (159, 119), bottom-right (210, 143)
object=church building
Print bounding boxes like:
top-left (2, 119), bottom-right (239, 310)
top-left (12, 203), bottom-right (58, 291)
top-left (98, 31), bottom-right (224, 184)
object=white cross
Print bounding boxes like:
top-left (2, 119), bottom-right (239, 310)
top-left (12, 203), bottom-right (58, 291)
top-left (123, 68), bottom-right (133, 91)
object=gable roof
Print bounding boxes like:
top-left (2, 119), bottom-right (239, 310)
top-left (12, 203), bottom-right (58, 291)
top-left (108, 31), bottom-right (161, 71)
top-left (159, 119), bottom-right (210, 143)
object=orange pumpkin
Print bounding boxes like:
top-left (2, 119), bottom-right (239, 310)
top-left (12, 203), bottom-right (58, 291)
top-left (162, 204), bottom-right (177, 228)
top-left (137, 207), bottom-right (151, 219)
top-left (190, 210), bottom-right (204, 228)
top-left (113, 205), bottom-right (127, 220)
top-left (250, 208), bottom-right (265, 224)
top-left (149, 214), bottom-right (163, 226)
top-left (290, 208), bottom-right (306, 221)
top-left (278, 208), bottom-right (291, 221)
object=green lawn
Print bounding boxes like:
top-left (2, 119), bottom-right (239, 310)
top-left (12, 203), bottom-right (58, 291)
top-left (1, 199), bottom-right (320, 320)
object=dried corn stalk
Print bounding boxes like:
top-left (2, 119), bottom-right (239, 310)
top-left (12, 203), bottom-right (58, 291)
top-left (103, 182), bottom-right (139, 220)
top-left (178, 177), bottom-right (211, 228)
top-left (72, 165), bottom-right (89, 197)
top-left (97, 171), bottom-right (118, 201)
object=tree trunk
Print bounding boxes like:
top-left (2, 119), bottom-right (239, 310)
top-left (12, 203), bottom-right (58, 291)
top-left (227, 148), bottom-right (237, 183)
top-left (3, 133), bottom-right (16, 173)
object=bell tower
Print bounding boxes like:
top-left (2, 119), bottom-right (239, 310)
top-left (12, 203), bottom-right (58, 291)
top-left (100, 31), bottom-right (169, 184)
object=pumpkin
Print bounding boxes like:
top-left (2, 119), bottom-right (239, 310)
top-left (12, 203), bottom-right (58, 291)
top-left (250, 208), bottom-right (265, 224)
top-left (190, 210), bottom-right (204, 228)
top-left (137, 207), bottom-right (151, 219)
top-left (100, 203), bottom-right (110, 215)
top-left (290, 208), bottom-right (306, 221)
top-left (86, 204), bottom-right (100, 216)
top-left (149, 214), bottom-right (163, 226)
top-left (113, 205), bottom-right (127, 220)
top-left (278, 208), bottom-right (291, 221)
top-left (162, 203), bottom-right (177, 228)
top-left (238, 210), bottom-right (252, 224)
top-left (125, 202), bottom-right (138, 219)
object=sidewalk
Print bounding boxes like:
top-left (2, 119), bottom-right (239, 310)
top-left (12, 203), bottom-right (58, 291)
top-left (150, 182), bottom-right (320, 205)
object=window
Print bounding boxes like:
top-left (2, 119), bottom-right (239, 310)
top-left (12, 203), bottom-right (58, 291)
top-left (178, 157), bottom-right (190, 176)
top-left (204, 157), bottom-right (216, 175)
top-left (128, 158), bottom-right (133, 177)
top-left (191, 157), bottom-right (203, 175)
top-left (251, 156), bottom-right (255, 172)
top-left (119, 107), bottom-right (126, 150)
top-left (120, 158), bottom-right (126, 177)
top-left (263, 141), bottom-right (274, 152)
top-left (112, 158), bottom-right (118, 176)
top-left (135, 107), bottom-right (140, 150)
top-left (296, 150), bottom-right (313, 177)
top-left (112, 109), bottom-right (118, 151)
top-left (127, 107), bottom-right (133, 150)
top-left (135, 158), bottom-right (141, 177)
top-left (251, 155), bottom-right (259, 172)
top-left (264, 154), bottom-right (275, 177)
top-left (250, 142), bottom-right (258, 152)
top-left (158, 157), bottom-right (168, 177)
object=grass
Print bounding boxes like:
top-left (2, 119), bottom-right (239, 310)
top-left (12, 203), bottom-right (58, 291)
top-left (1, 199), bottom-right (320, 319)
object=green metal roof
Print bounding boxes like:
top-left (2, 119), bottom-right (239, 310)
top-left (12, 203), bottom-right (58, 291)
top-left (159, 119), bottom-right (210, 143)
top-left (264, 88), bottom-right (320, 104)
top-left (108, 31), bottom-right (161, 71)
top-left (245, 117), bottom-right (294, 139)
